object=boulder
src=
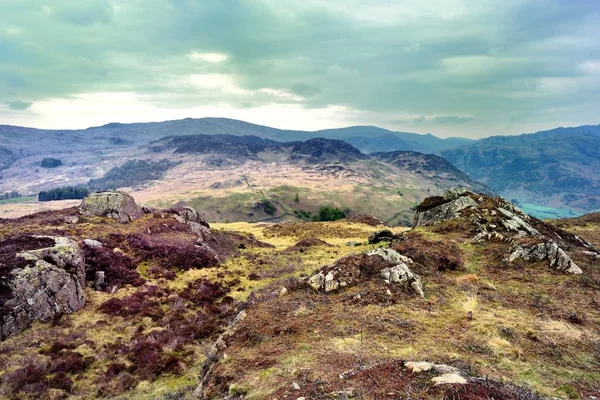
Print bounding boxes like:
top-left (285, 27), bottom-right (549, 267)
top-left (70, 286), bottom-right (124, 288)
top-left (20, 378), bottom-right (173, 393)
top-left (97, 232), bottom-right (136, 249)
top-left (1, 236), bottom-right (86, 341)
top-left (368, 229), bottom-right (395, 244)
top-left (78, 191), bottom-right (143, 223)
top-left (171, 206), bottom-right (210, 228)
top-left (413, 191), bottom-right (477, 227)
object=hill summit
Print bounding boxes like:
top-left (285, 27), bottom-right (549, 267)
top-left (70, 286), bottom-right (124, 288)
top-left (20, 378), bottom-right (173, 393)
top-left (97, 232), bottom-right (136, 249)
top-left (1, 190), bottom-right (599, 399)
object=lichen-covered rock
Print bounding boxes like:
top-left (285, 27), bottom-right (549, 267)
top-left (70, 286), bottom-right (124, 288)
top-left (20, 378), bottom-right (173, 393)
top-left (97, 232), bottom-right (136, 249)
top-left (1, 236), bottom-right (86, 340)
top-left (443, 187), bottom-right (470, 200)
top-left (507, 241), bottom-right (583, 274)
top-left (78, 191), bottom-right (143, 223)
top-left (171, 206), bottom-right (210, 228)
top-left (497, 207), bottom-right (539, 236)
top-left (307, 248), bottom-right (424, 297)
top-left (413, 190), bottom-right (477, 227)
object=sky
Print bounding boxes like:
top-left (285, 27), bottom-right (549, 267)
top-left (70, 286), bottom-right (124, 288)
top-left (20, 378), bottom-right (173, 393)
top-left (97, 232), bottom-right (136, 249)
top-left (0, 0), bottom-right (599, 138)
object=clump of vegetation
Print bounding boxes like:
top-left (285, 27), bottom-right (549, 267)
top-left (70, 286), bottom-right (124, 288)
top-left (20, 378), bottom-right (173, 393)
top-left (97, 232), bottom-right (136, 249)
top-left (415, 195), bottom-right (452, 212)
top-left (257, 198), bottom-right (277, 215)
top-left (318, 205), bottom-right (347, 221)
top-left (40, 157), bottom-right (62, 168)
top-left (120, 233), bottom-right (219, 271)
top-left (393, 233), bottom-right (465, 272)
top-left (38, 186), bottom-right (89, 201)
top-left (88, 159), bottom-right (179, 191)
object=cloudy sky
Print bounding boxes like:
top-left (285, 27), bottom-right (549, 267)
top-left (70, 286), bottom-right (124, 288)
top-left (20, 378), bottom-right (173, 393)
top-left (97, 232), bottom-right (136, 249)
top-left (0, 0), bottom-right (599, 138)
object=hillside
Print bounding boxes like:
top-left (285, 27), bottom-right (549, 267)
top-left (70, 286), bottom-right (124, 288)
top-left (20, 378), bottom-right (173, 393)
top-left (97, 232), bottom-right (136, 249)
top-left (0, 146), bottom-right (15, 170)
top-left (1, 190), bottom-right (599, 399)
top-left (0, 135), bottom-right (490, 226)
top-left (442, 125), bottom-right (600, 213)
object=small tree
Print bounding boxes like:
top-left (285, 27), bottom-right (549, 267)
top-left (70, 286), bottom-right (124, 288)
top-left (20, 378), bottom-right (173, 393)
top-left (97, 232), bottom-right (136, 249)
top-left (294, 193), bottom-right (299, 203)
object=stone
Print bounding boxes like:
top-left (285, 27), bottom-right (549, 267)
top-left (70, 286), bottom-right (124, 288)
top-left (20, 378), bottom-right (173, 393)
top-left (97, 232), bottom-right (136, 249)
top-left (78, 191), bottom-right (143, 223)
top-left (346, 241), bottom-right (362, 247)
top-left (405, 361), bottom-right (434, 373)
top-left (368, 229), bottom-right (394, 244)
top-left (94, 271), bottom-right (105, 291)
top-left (1, 236), bottom-right (86, 341)
top-left (431, 373), bottom-right (467, 385)
top-left (63, 215), bottom-right (79, 224)
top-left (308, 272), bottom-right (325, 291)
top-left (83, 239), bottom-right (103, 248)
top-left (292, 382), bottom-right (301, 391)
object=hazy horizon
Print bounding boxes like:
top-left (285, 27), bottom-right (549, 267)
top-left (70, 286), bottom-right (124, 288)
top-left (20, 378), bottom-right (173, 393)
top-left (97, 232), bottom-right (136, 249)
top-left (1, 0), bottom-right (599, 138)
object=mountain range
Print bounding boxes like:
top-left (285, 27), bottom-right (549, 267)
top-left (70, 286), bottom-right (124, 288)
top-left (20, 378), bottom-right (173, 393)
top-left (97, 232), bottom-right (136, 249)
top-left (1, 118), bottom-right (600, 219)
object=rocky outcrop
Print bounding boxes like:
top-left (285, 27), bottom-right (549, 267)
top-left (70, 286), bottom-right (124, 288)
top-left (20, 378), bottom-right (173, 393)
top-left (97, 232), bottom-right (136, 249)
top-left (307, 248), bottom-right (424, 297)
top-left (413, 189), bottom-right (477, 227)
top-left (1, 236), bottom-right (86, 341)
top-left (507, 241), bottom-right (583, 274)
top-left (78, 191), bottom-right (143, 223)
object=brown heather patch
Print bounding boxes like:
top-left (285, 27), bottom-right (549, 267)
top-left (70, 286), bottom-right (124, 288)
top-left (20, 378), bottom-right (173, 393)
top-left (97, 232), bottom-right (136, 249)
top-left (393, 233), bottom-right (465, 273)
top-left (263, 221), bottom-right (365, 240)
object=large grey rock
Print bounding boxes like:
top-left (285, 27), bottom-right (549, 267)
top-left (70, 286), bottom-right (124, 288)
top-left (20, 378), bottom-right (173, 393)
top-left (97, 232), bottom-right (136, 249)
top-left (78, 191), bottom-right (143, 223)
top-left (1, 236), bottom-right (86, 341)
top-left (413, 194), bottom-right (477, 227)
top-left (507, 241), bottom-right (583, 275)
top-left (171, 206), bottom-right (209, 227)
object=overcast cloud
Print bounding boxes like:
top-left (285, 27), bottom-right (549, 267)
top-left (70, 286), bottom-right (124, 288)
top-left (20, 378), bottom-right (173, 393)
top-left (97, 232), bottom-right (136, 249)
top-left (0, 0), bottom-right (599, 137)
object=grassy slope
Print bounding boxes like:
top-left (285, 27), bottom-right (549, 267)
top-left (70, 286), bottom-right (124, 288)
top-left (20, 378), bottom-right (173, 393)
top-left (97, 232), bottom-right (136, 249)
top-left (202, 223), bottom-right (600, 399)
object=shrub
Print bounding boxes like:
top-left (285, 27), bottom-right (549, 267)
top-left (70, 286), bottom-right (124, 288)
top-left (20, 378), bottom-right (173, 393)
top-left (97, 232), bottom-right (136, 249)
top-left (258, 199), bottom-right (276, 215)
top-left (179, 279), bottom-right (229, 306)
top-left (99, 285), bottom-right (166, 320)
top-left (318, 206), bottom-right (347, 221)
top-left (415, 196), bottom-right (451, 212)
top-left (41, 157), bottom-right (62, 168)
top-left (50, 350), bottom-right (94, 374)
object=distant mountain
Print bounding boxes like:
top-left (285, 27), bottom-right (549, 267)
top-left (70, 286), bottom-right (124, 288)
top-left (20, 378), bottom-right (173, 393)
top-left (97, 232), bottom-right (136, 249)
top-left (0, 118), bottom-right (472, 158)
top-left (344, 134), bottom-right (415, 153)
top-left (372, 150), bottom-right (493, 195)
top-left (442, 125), bottom-right (600, 212)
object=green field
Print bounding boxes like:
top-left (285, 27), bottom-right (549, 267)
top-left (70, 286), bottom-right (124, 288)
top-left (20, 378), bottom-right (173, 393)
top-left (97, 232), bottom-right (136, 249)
top-left (0, 196), bottom-right (35, 205)
top-left (521, 203), bottom-right (585, 220)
